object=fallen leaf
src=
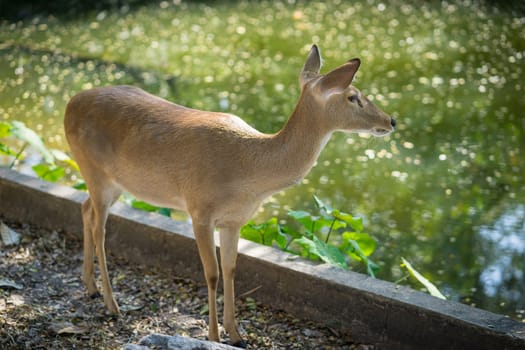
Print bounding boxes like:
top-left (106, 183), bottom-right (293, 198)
top-left (1, 221), bottom-right (21, 246)
top-left (120, 303), bottom-right (144, 312)
top-left (0, 278), bottom-right (23, 290)
top-left (50, 321), bottom-right (88, 335)
top-left (8, 294), bottom-right (25, 306)
top-left (401, 257), bottom-right (446, 300)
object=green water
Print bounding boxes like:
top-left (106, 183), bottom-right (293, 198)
top-left (1, 1), bottom-right (524, 320)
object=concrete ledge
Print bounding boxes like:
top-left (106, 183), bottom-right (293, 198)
top-left (1, 167), bottom-right (524, 349)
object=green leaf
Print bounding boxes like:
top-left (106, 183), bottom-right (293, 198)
top-left (157, 207), bottom-right (172, 217)
top-left (279, 224), bottom-right (302, 240)
top-left (288, 210), bottom-right (311, 222)
top-left (131, 200), bottom-right (158, 212)
top-left (342, 238), bottom-right (379, 277)
top-left (313, 194), bottom-right (333, 214)
top-left (73, 181), bottom-right (87, 190)
top-left (332, 210), bottom-right (364, 232)
top-left (240, 218), bottom-right (287, 249)
top-left (0, 121), bottom-right (12, 138)
top-left (0, 143), bottom-right (17, 157)
top-left (288, 210), bottom-right (316, 234)
top-left (0, 122), bottom-right (20, 160)
top-left (32, 164), bottom-right (65, 182)
top-left (264, 218), bottom-right (287, 249)
top-left (51, 149), bottom-right (80, 171)
top-left (10, 121), bottom-right (54, 164)
top-left (274, 227), bottom-right (288, 249)
top-left (293, 235), bottom-right (347, 270)
top-left (401, 258), bottom-right (446, 300)
top-left (240, 221), bottom-right (265, 245)
top-left (131, 200), bottom-right (171, 217)
top-left (342, 232), bottom-right (376, 257)
top-left (365, 258), bottom-right (380, 277)
top-left (329, 219), bottom-right (347, 232)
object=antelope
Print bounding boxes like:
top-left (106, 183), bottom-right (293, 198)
top-left (64, 45), bottom-right (395, 347)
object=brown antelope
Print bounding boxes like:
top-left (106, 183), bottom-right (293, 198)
top-left (64, 45), bottom-right (395, 347)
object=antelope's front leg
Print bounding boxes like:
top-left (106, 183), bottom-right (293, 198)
top-left (220, 226), bottom-right (245, 347)
top-left (91, 192), bottom-right (121, 315)
top-left (193, 221), bottom-right (220, 342)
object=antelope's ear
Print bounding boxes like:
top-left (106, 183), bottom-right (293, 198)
top-left (299, 44), bottom-right (322, 88)
top-left (319, 58), bottom-right (361, 91)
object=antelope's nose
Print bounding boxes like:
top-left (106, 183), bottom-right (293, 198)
top-left (390, 117), bottom-right (396, 128)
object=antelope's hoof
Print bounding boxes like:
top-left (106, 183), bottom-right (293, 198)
top-left (107, 304), bottom-right (121, 316)
top-left (104, 311), bottom-right (120, 320)
top-left (89, 291), bottom-right (102, 299)
top-left (231, 340), bottom-right (247, 348)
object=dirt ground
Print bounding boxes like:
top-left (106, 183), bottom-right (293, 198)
top-left (0, 220), bottom-right (370, 349)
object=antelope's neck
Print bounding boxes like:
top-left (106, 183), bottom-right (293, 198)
top-left (259, 99), bottom-right (333, 191)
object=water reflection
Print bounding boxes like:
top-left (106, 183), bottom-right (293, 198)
top-left (479, 205), bottom-right (525, 307)
top-left (1, 0), bottom-right (524, 319)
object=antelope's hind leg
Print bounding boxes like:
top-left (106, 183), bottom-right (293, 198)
top-left (89, 184), bottom-right (122, 314)
top-left (81, 198), bottom-right (100, 298)
top-left (77, 156), bottom-right (122, 314)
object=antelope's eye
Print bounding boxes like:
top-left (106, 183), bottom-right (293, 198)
top-left (348, 93), bottom-right (364, 107)
top-left (348, 94), bottom-right (359, 104)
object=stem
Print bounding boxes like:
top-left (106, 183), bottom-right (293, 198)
top-left (325, 219), bottom-right (337, 243)
top-left (284, 238), bottom-right (293, 251)
top-left (9, 142), bottom-right (27, 168)
top-left (394, 274), bottom-right (410, 284)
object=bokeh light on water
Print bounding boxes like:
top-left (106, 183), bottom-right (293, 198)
top-left (1, 0), bottom-right (524, 319)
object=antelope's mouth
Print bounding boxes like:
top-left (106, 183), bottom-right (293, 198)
top-left (371, 117), bottom-right (396, 137)
top-left (371, 127), bottom-right (392, 136)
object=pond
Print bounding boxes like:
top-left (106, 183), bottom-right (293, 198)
top-left (1, 0), bottom-right (524, 320)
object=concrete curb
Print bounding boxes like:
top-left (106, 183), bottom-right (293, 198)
top-left (1, 167), bottom-right (524, 349)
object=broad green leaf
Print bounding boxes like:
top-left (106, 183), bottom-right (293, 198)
top-left (32, 164), bottom-right (65, 182)
top-left (243, 196), bottom-right (379, 276)
top-left (131, 200), bottom-right (171, 217)
top-left (342, 232), bottom-right (376, 257)
top-left (366, 258), bottom-right (380, 277)
top-left (0, 143), bottom-right (17, 157)
top-left (0, 122), bottom-right (19, 160)
top-left (288, 210), bottom-right (316, 234)
top-left (157, 207), bottom-right (172, 217)
top-left (288, 209), bottom-right (333, 237)
top-left (401, 257), bottom-right (446, 300)
top-left (131, 200), bottom-right (159, 212)
top-left (313, 194), bottom-right (333, 214)
top-left (241, 218), bottom-right (287, 248)
top-left (10, 121), bottom-right (54, 164)
top-left (288, 210), bottom-right (311, 221)
top-left (51, 149), bottom-right (80, 171)
top-left (263, 218), bottom-right (287, 249)
top-left (317, 217), bottom-right (338, 231)
top-left (329, 219), bottom-right (347, 232)
top-left (274, 227), bottom-right (288, 249)
top-left (294, 235), bottom-right (347, 270)
top-left (343, 238), bottom-right (379, 277)
top-left (0, 121), bottom-right (11, 138)
top-left (240, 221), bottom-right (264, 244)
top-left (73, 181), bottom-right (87, 190)
top-left (279, 224), bottom-right (302, 240)
top-left (333, 210), bottom-right (364, 232)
